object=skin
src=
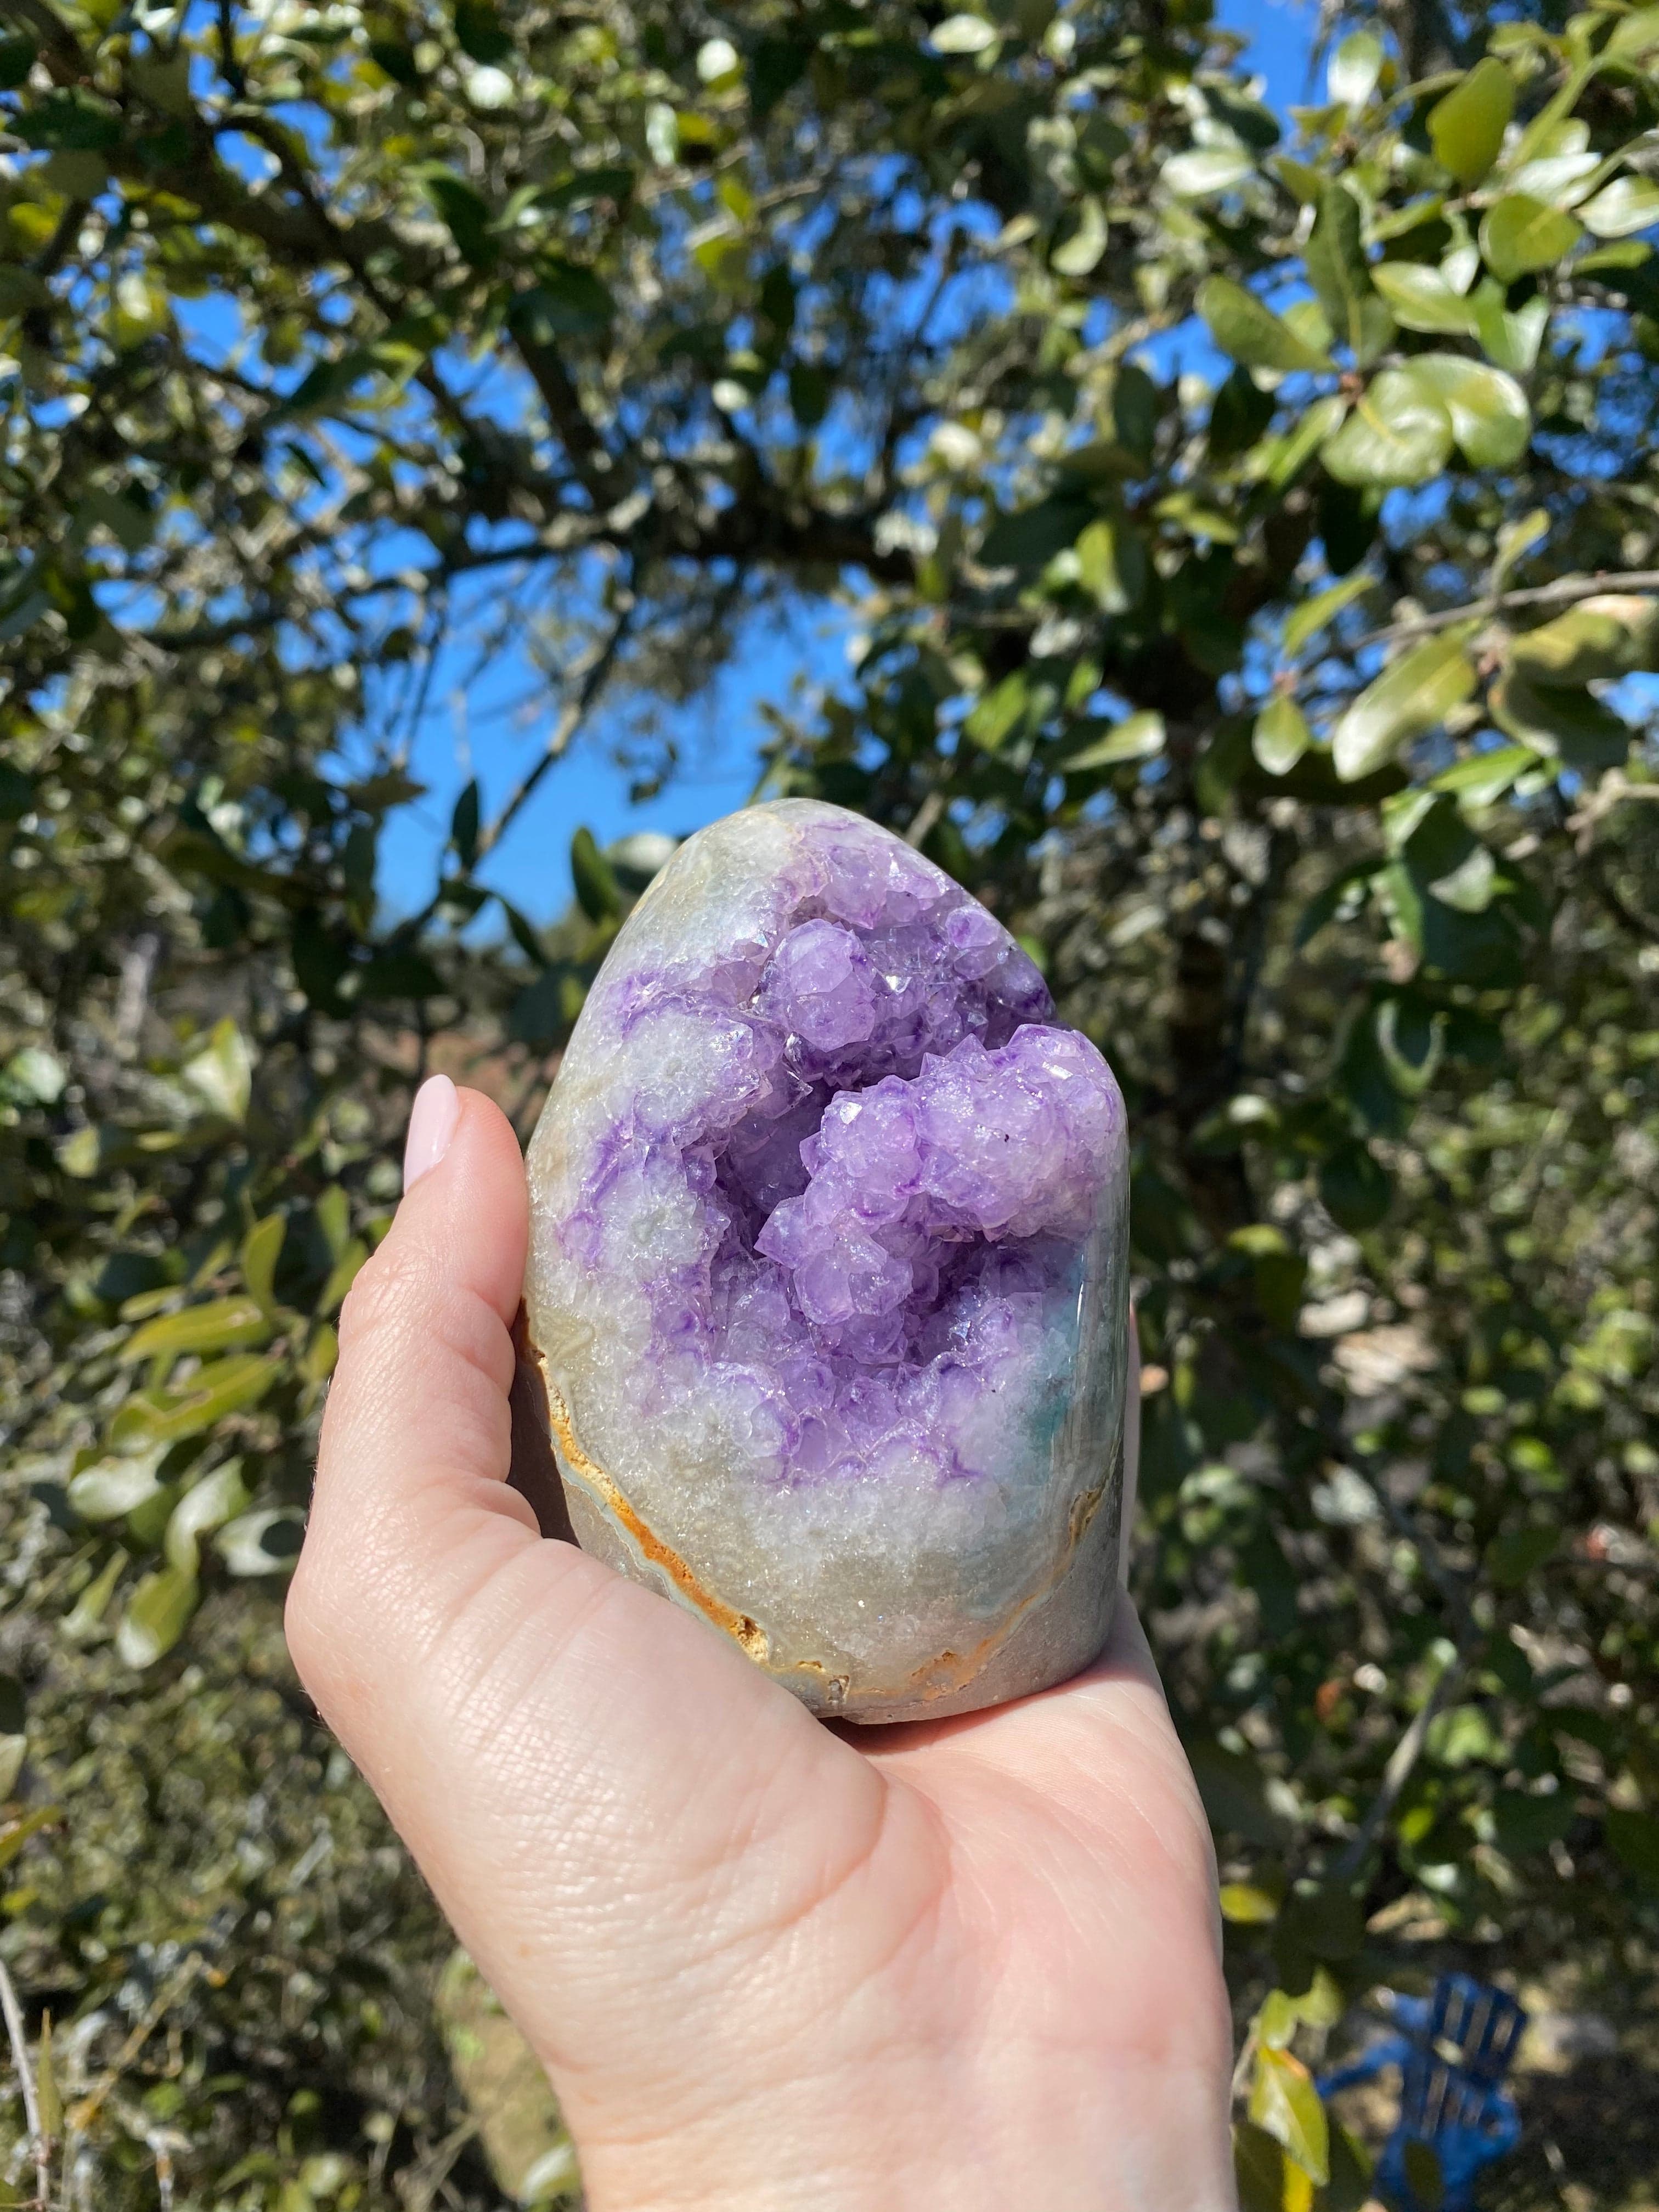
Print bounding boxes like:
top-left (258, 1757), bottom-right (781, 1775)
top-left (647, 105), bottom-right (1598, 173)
top-left (286, 1088), bottom-right (1237, 2211)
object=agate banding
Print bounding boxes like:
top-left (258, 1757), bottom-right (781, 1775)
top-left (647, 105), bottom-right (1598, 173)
top-left (523, 800), bottom-right (1129, 1722)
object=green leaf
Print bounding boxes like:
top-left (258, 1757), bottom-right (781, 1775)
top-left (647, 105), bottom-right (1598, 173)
top-left (354, 950), bottom-right (444, 1002)
top-left (1328, 28), bottom-right (1384, 108)
top-left (116, 1565), bottom-right (198, 1669)
top-left (1606, 1808), bottom-right (1659, 1887)
top-left (1321, 371), bottom-right (1453, 488)
top-left (1260, 394), bottom-right (1349, 489)
top-left (1234, 2121), bottom-right (1301, 2212)
top-left (519, 258), bottom-right (616, 336)
top-left (1197, 278), bottom-right (1334, 374)
top-left (1306, 185), bottom-right (1391, 363)
top-left (453, 0), bottom-right (511, 64)
top-left (1491, 1788), bottom-right (1576, 1857)
top-left (1218, 1883), bottom-right (1280, 1924)
top-left (450, 778), bottom-right (480, 868)
top-left (1051, 196), bottom-right (1108, 275)
top-left (241, 1212), bottom-right (286, 1317)
top-left (1165, 145), bottom-right (1254, 199)
top-left (63, 1549), bottom-right (126, 1641)
top-left (317, 1187), bottom-right (351, 1260)
top-left (499, 896), bottom-right (548, 966)
top-left (1480, 194), bottom-right (1583, 283)
top-left (1485, 1523), bottom-right (1558, 1588)
top-left (106, 1353), bottom-right (280, 1451)
top-left (930, 13), bottom-right (997, 52)
top-left (1153, 491), bottom-right (1239, 545)
top-left (1402, 354), bottom-right (1530, 467)
top-left (121, 1297), bottom-right (272, 1363)
top-left (1320, 1140), bottom-right (1392, 1231)
top-left (2, 1046), bottom-right (66, 1106)
top-left (1250, 2046), bottom-right (1329, 2186)
top-left (1493, 506), bottom-right (1548, 590)
top-left (0, 32), bottom-right (36, 89)
top-left (418, 166), bottom-right (496, 267)
top-left (1271, 155), bottom-right (1325, 207)
top-left (1430, 743), bottom-right (1539, 804)
top-left (1331, 627), bottom-right (1479, 782)
top-left (319, 1237), bottom-right (368, 1317)
top-left (1471, 285), bottom-right (1549, 375)
top-left (1075, 516), bottom-right (1146, 611)
top-left (1403, 2141), bottom-right (1446, 2212)
top-left (1578, 176), bottom-right (1659, 239)
top-left (1252, 696), bottom-right (1311, 776)
top-left (1187, 1739), bottom-right (1293, 1846)
top-left (1274, 1884), bottom-right (1365, 1968)
top-left (1207, 365), bottom-right (1276, 463)
top-left (571, 826), bottom-right (622, 921)
top-left (166, 1459), bottom-right (252, 1575)
top-left (0, 1805), bottom-right (62, 1872)
top-left (216, 1509), bottom-right (306, 1577)
top-left (1429, 57), bottom-right (1515, 187)
top-left (1491, 672), bottom-right (1631, 771)
top-left (1509, 594), bottom-right (1659, 684)
top-left (1371, 261), bottom-right (1477, 337)
top-left (69, 1452), bottom-right (165, 1523)
top-left (1060, 712), bottom-right (1165, 770)
top-left (1283, 573), bottom-right (1373, 657)
top-left (1607, 4), bottom-right (1659, 57)
top-left (182, 1018), bottom-right (253, 1124)
top-left (1098, 362), bottom-right (1159, 466)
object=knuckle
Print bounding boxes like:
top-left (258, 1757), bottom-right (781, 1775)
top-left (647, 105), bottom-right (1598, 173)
top-left (283, 1547), bottom-right (332, 1700)
top-left (336, 1238), bottom-right (419, 1356)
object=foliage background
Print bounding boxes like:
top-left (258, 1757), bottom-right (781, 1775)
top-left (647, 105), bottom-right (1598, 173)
top-left (2, 0), bottom-right (1658, 2203)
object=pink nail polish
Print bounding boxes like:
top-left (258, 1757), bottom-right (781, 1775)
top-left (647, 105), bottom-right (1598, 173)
top-left (403, 1074), bottom-right (460, 1191)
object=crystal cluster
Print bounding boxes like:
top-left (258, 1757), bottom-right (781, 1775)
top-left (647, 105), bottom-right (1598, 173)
top-left (524, 800), bottom-right (1129, 1721)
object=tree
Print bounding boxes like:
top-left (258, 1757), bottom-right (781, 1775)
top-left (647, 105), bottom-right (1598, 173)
top-left (3, 0), bottom-right (1657, 2203)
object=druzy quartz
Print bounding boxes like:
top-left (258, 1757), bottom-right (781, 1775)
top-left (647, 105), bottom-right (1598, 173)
top-left (522, 800), bottom-right (1130, 1722)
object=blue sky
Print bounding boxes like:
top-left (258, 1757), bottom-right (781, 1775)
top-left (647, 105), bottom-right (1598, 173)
top-left (379, 0), bottom-right (1321, 921)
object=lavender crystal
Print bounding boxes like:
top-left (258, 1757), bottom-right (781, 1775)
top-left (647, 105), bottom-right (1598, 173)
top-left (524, 800), bottom-right (1129, 1720)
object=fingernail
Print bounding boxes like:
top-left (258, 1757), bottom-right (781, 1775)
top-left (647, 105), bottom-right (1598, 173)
top-left (403, 1074), bottom-right (460, 1191)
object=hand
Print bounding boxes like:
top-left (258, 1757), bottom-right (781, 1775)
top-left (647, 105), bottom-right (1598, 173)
top-left (287, 1081), bottom-right (1234, 2212)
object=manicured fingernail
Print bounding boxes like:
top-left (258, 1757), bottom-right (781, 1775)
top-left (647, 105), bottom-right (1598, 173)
top-left (403, 1074), bottom-right (460, 1191)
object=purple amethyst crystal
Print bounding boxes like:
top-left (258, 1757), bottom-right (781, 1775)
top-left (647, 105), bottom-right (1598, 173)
top-left (523, 800), bottom-right (1130, 1721)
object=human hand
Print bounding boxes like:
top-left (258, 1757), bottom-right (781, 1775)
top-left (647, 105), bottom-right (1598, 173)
top-left (287, 1080), bottom-right (1234, 2212)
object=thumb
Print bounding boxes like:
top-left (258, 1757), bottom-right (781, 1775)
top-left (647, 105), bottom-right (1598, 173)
top-left (289, 1077), bottom-right (543, 1719)
top-left (286, 1080), bottom-right (860, 2086)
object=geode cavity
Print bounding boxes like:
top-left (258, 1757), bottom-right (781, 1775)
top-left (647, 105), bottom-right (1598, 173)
top-left (522, 800), bottom-right (1129, 1722)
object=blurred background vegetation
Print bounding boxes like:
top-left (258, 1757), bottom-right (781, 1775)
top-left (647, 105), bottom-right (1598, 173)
top-left (2, 0), bottom-right (1658, 2203)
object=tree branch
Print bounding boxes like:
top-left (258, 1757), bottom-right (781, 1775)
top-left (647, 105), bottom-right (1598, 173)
top-left (1347, 569), bottom-right (1659, 656)
top-left (1330, 1641), bottom-right (1464, 1884)
top-left (476, 590), bottom-right (637, 864)
top-left (0, 1952), bottom-right (50, 2211)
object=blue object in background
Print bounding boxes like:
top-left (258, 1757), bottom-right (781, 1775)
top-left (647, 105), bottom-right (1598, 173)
top-left (1318, 1975), bottom-right (1528, 2211)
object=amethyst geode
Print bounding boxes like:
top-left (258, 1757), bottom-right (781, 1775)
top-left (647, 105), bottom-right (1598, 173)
top-left (523, 800), bottom-right (1129, 1721)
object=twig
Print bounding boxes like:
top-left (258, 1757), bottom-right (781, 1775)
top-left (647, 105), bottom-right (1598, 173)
top-left (1568, 766), bottom-right (1659, 845)
top-left (67, 1955), bottom-right (202, 2136)
top-left (0, 1955), bottom-right (49, 2211)
top-left (473, 591), bottom-right (637, 865)
top-left (1330, 1642), bottom-right (1465, 1883)
top-left (1347, 569), bottom-right (1659, 656)
top-left (904, 790), bottom-right (945, 849)
top-left (215, 0), bottom-right (246, 99)
top-left (400, 2117), bottom-right (478, 2212)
